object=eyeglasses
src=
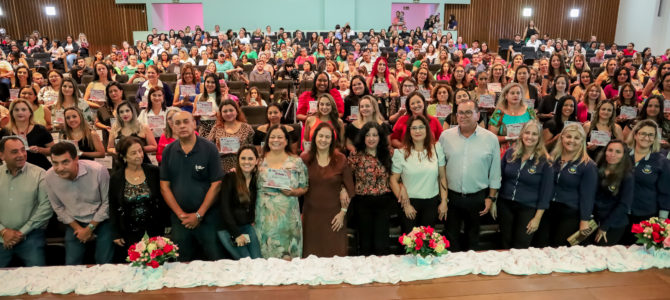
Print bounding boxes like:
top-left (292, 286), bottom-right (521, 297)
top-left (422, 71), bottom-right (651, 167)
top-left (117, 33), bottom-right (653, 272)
top-left (637, 132), bottom-right (656, 138)
top-left (410, 125), bottom-right (426, 131)
top-left (457, 110), bottom-right (474, 116)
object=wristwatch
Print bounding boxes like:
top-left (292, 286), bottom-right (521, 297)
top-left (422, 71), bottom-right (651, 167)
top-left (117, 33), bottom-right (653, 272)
top-left (87, 223), bottom-right (96, 231)
top-left (487, 196), bottom-right (497, 203)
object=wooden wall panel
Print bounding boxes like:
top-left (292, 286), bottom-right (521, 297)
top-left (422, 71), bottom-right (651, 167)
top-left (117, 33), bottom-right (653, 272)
top-left (444, 0), bottom-right (620, 52)
top-left (0, 0), bottom-right (147, 55)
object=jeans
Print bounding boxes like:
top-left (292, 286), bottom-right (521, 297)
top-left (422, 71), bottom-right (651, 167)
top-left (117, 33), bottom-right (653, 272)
top-left (0, 229), bottom-right (46, 267)
top-left (171, 215), bottom-right (224, 261)
top-left (217, 224), bottom-right (261, 259)
top-left (66, 54), bottom-right (77, 69)
top-left (64, 220), bottom-right (114, 265)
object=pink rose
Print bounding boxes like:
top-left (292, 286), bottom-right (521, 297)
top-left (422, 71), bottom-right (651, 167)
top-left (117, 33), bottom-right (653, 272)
top-left (664, 237), bottom-right (670, 248)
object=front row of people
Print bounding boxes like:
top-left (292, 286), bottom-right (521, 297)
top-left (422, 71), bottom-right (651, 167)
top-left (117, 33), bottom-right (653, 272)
top-left (0, 100), bottom-right (668, 267)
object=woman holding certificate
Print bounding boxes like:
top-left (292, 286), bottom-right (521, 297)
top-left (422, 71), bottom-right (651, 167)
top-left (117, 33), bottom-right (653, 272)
top-left (206, 99), bottom-right (254, 173)
top-left (583, 100), bottom-right (623, 160)
top-left (52, 77), bottom-right (92, 130)
top-left (61, 107), bottom-right (105, 160)
top-left (426, 84), bottom-right (455, 128)
top-left (83, 62), bottom-right (112, 109)
top-left (367, 57), bottom-right (399, 119)
top-left (135, 65), bottom-right (174, 110)
top-left (390, 91), bottom-right (443, 149)
top-left (193, 74), bottom-right (221, 138)
top-left (542, 96), bottom-right (578, 150)
top-left (217, 146), bottom-right (262, 259)
top-left (533, 123), bottom-right (598, 247)
top-left (591, 140), bottom-right (634, 246)
top-left (255, 124), bottom-right (308, 259)
top-left (488, 83), bottom-right (537, 155)
top-left (498, 120), bottom-right (553, 249)
top-left (107, 101), bottom-right (157, 165)
top-left (623, 95), bottom-right (670, 145)
top-left (302, 93), bottom-right (344, 152)
top-left (622, 120), bottom-right (670, 244)
top-left (137, 87), bottom-right (167, 142)
top-left (172, 65), bottom-right (200, 113)
top-left (390, 115), bottom-right (448, 234)
top-left (301, 123), bottom-right (354, 257)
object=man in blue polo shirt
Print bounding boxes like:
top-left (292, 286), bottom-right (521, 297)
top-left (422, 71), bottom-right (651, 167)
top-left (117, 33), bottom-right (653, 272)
top-left (160, 111), bottom-right (225, 261)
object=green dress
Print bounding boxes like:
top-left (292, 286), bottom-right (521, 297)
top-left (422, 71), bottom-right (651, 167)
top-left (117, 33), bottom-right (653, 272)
top-left (255, 155), bottom-right (308, 258)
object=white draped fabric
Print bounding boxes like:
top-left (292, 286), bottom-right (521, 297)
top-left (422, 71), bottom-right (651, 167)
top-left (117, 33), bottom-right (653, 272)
top-left (1, 245), bottom-right (668, 296)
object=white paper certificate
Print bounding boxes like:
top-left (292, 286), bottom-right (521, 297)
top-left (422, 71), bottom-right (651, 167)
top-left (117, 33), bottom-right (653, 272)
top-left (90, 89), bottom-right (105, 102)
top-left (308, 101), bottom-right (317, 114)
top-left (564, 121), bottom-right (580, 127)
top-left (219, 137), bottom-right (240, 154)
top-left (54, 109), bottom-right (65, 124)
top-left (590, 130), bottom-right (611, 146)
top-left (195, 102), bottom-right (213, 116)
top-left (9, 89), bottom-right (19, 100)
top-left (524, 99), bottom-right (535, 109)
top-left (180, 85), bottom-right (195, 97)
top-left (665, 100), bottom-right (670, 113)
top-left (95, 156), bottom-right (114, 169)
top-left (400, 96), bottom-right (407, 109)
top-left (373, 83), bottom-right (389, 95)
top-left (506, 123), bottom-right (524, 138)
top-left (487, 83), bottom-right (502, 93)
top-left (349, 106), bottom-right (359, 120)
top-left (419, 89), bottom-right (431, 100)
top-left (264, 168), bottom-right (291, 190)
top-left (478, 94), bottom-right (495, 108)
top-left (620, 106), bottom-right (637, 120)
top-left (435, 104), bottom-right (452, 118)
top-left (147, 115), bottom-right (165, 129)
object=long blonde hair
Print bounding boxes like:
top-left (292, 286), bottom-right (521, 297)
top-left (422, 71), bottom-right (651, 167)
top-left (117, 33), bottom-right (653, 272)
top-left (508, 119), bottom-right (550, 166)
top-left (550, 123), bottom-right (591, 164)
top-left (63, 107), bottom-right (95, 150)
top-left (496, 82), bottom-right (525, 111)
top-left (358, 95), bottom-right (384, 124)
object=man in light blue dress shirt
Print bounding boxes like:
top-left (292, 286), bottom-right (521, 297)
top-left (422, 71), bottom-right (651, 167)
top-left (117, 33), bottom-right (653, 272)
top-left (439, 100), bottom-right (501, 251)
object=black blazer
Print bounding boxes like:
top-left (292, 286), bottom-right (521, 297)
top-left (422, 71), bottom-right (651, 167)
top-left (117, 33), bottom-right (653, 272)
top-left (219, 172), bottom-right (258, 238)
top-left (109, 164), bottom-right (168, 240)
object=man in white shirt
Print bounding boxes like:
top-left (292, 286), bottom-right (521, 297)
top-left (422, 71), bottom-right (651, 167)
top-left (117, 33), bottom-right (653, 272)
top-left (438, 100), bottom-right (501, 251)
top-left (357, 49), bottom-right (374, 73)
top-left (526, 35), bottom-right (542, 51)
top-left (466, 40), bottom-right (481, 55)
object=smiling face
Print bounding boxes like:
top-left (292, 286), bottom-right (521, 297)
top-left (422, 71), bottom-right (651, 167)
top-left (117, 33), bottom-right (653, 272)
top-left (634, 125), bottom-right (656, 150)
top-left (317, 96), bottom-right (333, 115)
top-left (521, 123), bottom-right (540, 149)
top-left (314, 126), bottom-right (333, 151)
top-left (267, 127), bottom-right (287, 151)
top-left (561, 99), bottom-right (575, 117)
top-left (561, 129), bottom-right (582, 153)
top-left (238, 148), bottom-right (258, 174)
top-left (118, 104), bottom-right (134, 122)
top-left (150, 90), bottom-right (164, 108)
top-left (407, 95), bottom-right (424, 116)
top-left (605, 142), bottom-right (624, 165)
top-left (64, 109), bottom-right (81, 130)
top-left (409, 119), bottom-right (427, 143)
top-left (220, 104), bottom-right (237, 122)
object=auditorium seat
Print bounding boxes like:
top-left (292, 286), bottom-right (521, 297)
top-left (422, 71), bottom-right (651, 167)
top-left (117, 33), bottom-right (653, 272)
top-left (242, 106), bottom-right (268, 125)
top-left (159, 72), bottom-right (178, 82)
top-left (81, 75), bottom-right (94, 85)
top-left (227, 81), bottom-right (246, 97)
top-left (115, 74), bottom-right (129, 83)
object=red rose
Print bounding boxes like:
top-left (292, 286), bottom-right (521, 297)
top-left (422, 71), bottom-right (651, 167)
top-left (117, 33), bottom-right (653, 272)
top-left (415, 232), bottom-right (425, 240)
top-left (664, 219), bottom-right (670, 224)
top-left (429, 239), bottom-right (437, 249)
top-left (163, 244), bottom-right (174, 253)
top-left (150, 249), bottom-right (164, 258)
top-left (631, 224), bottom-right (644, 234)
top-left (415, 238), bottom-right (423, 250)
top-left (425, 226), bottom-right (434, 235)
top-left (128, 251), bottom-right (140, 261)
top-left (652, 231), bottom-right (664, 243)
top-left (149, 237), bottom-right (158, 242)
top-left (146, 260), bottom-right (160, 268)
top-left (652, 223), bottom-right (662, 232)
top-left (129, 244), bottom-right (136, 251)
top-left (398, 234), bottom-right (405, 244)
top-left (642, 221), bottom-right (651, 227)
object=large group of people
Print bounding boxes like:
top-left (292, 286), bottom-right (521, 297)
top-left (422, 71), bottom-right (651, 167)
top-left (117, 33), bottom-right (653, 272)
top-left (1, 20), bottom-right (669, 267)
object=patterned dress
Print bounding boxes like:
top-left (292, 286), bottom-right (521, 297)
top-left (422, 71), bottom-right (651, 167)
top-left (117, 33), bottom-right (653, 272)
top-left (255, 155), bottom-right (309, 258)
top-left (206, 122), bottom-right (254, 173)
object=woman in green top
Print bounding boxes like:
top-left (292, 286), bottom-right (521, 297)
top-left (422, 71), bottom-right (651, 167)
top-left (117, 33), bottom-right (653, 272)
top-left (138, 49), bottom-right (154, 66)
top-left (488, 83), bottom-right (537, 155)
top-left (313, 43), bottom-right (326, 59)
top-left (240, 44), bottom-right (258, 60)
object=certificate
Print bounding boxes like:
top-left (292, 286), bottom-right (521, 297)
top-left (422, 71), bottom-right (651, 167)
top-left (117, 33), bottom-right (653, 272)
top-left (564, 121), bottom-right (580, 127)
top-left (302, 141), bottom-right (311, 151)
top-left (590, 130), bottom-right (611, 146)
top-left (478, 94), bottom-right (495, 108)
top-left (435, 104), bottom-right (452, 118)
top-left (95, 156), bottom-right (114, 169)
top-left (180, 84), bottom-right (195, 97)
top-left (619, 106), bottom-right (637, 120)
top-left (308, 100), bottom-right (317, 114)
top-left (195, 102), bottom-right (213, 116)
top-left (506, 123), bottom-right (524, 138)
top-left (90, 89), bottom-right (105, 102)
top-left (44, 93), bottom-right (58, 106)
top-left (139, 98), bottom-right (148, 109)
top-left (419, 89), bottom-right (431, 100)
top-left (665, 100), bottom-right (670, 113)
top-left (219, 137), bottom-right (240, 154)
top-left (149, 155), bottom-right (159, 166)
top-left (400, 96), bottom-right (407, 108)
top-left (349, 106), bottom-right (359, 120)
top-left (109, 117), bottom-right (116, 127)
top-left (523, 99), bottom-right (535, 109)
top-left (147, 115), bottom-right (165, 129)
top-left (487, 83), bottom-right (502, 93)
top-left (54, 109), bottom-right (65, 124)
top-left (373, 83), bottom-right (389, 95)
top-left (9, 89), bottom-right (19, 100)
top-left (51, 132), bottom-right (60, 143)
top-left (264, 168), bottom-right (291, 190)
top-left (95, 130), bottom-right (103, 140)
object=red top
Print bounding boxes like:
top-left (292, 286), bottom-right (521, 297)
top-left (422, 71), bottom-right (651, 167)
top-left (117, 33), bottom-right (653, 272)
top-left (297, 89), bottom-right (345, 117)
top-left (390, 114), bottom-right (443, 143)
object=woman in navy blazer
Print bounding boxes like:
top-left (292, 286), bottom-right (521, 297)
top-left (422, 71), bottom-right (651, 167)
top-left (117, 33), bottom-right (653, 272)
top-left (592, 140), bottom-right (634, 246)
top-left (623, 119), bottom-right (670, 244)
top-left (534, 123), bottom-right (598, 247)
top-left (499, 120), bottom-right (554, 249)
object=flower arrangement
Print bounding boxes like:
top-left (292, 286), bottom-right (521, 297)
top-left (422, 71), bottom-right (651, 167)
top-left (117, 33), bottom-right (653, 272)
top-left (127, 234), bottom-right (179, 268)
top-left (631, 217), bottom-right (670, 250)
top-left (398, 226), bottom-right (449, 257)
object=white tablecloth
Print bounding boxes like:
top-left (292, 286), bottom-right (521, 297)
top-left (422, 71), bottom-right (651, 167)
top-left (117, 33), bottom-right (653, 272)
top-left (1, 245), bottom-right (668, 296)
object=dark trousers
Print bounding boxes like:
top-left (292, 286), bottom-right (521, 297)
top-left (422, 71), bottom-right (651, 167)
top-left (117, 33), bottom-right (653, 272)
top-left (533, 201), bottom-right (580, 248)
top-left (498, 198), bottom-right (537, 249)
top-left (170, 215), bottom-right (224, 262)
top-left (589, 226), bottom-right (627, 246)
top-left (622, 214), bottom-right (655, 245)
top-left (400, 195), bottom-right (439, 234)
top-left (355, 193), bottom-right (393, 256)
top-left (445, 189), bottom-right (487, 252)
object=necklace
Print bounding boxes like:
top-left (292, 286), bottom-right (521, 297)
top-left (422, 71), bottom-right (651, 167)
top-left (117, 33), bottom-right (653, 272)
top-left (16, 123), bottom-right (30, 135)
